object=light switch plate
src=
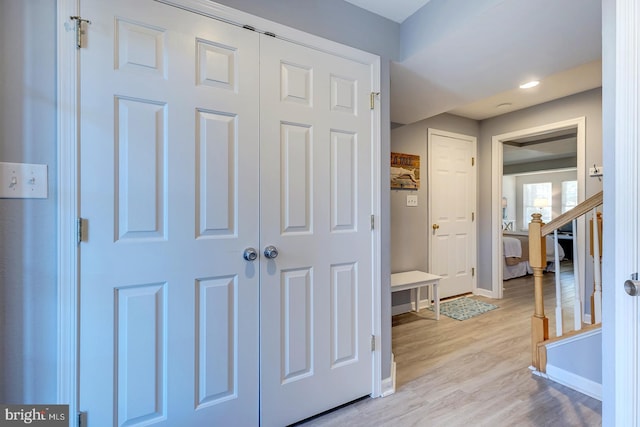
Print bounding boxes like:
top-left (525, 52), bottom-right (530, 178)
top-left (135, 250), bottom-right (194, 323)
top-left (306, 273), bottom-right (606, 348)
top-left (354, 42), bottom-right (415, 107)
top-left (589, 166), bottom-right (603, 177)
top-left (0, 162), bottom-right (48, 198)
top-left (406, 194), bottom-right (418, 207)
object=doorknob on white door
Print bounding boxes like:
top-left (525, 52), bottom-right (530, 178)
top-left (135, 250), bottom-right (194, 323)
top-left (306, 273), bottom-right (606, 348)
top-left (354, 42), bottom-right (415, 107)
top-left (264, 245), bottom-right (279, 259)
top-left (243, 248), bottom-right (258, 261)
top-left (432, 224), bottom-right (440, 230)
top-left (625, 273), bottom-right (640, 296)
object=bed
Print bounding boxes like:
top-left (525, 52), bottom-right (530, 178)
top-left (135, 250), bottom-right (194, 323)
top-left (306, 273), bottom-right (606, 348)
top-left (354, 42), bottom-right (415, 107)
top-left (503, 233), bottom-right (565, 280)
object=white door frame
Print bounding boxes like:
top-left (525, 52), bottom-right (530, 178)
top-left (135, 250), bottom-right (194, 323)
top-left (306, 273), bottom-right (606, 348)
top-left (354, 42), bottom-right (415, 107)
top-left (56, 0), bottom-right (382, 420)
top-left (490, 117), bottom-right (586, 299)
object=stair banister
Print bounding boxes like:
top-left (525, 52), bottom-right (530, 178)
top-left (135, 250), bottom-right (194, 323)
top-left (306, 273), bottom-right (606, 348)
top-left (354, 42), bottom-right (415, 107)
top-left (553, 229), bottom-right (563, 337)
top-left (540, 191), bottom-right (603, 237)
top-left (591, 211), bottom-right (602, 324)
top-left (572, 219), bottom-right (582, 331)
top-left (529, 212), bottom-right (548, 370)
top-left (528, 190), bottom-right (603, 371)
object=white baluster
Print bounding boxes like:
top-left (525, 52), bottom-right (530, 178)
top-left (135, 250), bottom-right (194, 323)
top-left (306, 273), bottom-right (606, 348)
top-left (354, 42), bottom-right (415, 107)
top-left (572, 218), bottom-right (582, 330)
top-left (592, 209), bottom-right (602, 323)
top-left (554, 229), bottom-right (563, 336)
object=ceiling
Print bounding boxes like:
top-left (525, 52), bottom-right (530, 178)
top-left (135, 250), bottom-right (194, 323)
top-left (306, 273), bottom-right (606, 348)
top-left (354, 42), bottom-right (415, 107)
top-left (344, 0), bottom-right (602, 124)
top-left (502, 128), bottom-right (577, 166)
top-left (343, 0), bottom-right (432, 23)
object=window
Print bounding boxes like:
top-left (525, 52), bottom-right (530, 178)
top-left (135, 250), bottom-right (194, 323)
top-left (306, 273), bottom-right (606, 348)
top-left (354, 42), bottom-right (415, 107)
top-left (562, 180), bottom-right (578, 213)
top-left (523, 182), bottom-right (552, 227)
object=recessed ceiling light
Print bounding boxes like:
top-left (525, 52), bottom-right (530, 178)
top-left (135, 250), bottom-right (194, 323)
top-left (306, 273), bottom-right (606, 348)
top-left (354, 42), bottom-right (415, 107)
top-left (519, 80), bottom-right (540, 89)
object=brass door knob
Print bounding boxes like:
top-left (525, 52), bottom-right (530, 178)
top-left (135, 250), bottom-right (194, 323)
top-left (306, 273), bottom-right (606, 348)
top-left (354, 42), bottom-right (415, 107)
top-left (432, 224), bottom-right (440, 230)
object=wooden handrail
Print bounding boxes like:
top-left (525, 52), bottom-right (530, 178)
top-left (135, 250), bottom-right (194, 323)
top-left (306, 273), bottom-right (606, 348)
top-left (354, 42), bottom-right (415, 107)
top-left (540, 191), bottom-right (603, 237)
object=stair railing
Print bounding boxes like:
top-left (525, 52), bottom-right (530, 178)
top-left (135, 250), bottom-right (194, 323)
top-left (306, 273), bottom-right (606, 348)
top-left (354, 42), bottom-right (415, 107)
top-left (528, 191), bottom-right (603, 371)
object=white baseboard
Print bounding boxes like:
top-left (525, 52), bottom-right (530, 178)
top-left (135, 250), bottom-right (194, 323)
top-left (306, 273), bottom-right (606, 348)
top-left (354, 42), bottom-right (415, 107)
top-left (473, 287), bottom-right (494, 298)
top-left (545, 363), bottom-right (602, 401)
top-left (391, 302), bottom-right (414, 316)
top-left (380, 353), bottom-right (396, 397)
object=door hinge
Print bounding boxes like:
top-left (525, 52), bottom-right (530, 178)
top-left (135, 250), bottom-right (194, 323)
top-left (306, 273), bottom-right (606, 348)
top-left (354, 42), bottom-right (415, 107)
top-left (471, 212), bottom-right (475, 221)
top-left (471, 157), bottom-right (475, 167)
top-left (77, 217), bottom-right (87, 244)
top-left (70, 16), bottom-right (92, 49)
top-left (370, 92), bottom-right (380, 110)
top-left (471, 267), bottom-right (475, 277)
top-left (371, 334), bottom-right (376, 351)
top-left (371, 214), bottom-right (375, 230)
top-left (78, 411), bottom-right (87, 427)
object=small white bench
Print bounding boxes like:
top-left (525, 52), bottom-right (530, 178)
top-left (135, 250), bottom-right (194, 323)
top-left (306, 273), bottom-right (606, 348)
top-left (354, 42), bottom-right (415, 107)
top-left (391, 270), bottom-right (442, 320)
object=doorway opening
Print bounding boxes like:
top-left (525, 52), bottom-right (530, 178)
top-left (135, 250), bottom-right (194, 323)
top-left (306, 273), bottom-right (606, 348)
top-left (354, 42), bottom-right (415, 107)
top-left (491, 117), bottom-right (586, 299)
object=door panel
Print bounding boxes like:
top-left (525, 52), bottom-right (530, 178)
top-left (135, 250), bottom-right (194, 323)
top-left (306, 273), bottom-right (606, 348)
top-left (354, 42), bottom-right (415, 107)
top-left (429, 131), bottom-right (477, 299)
top-left (259, 36), bottom-right (373, 427)
top-left (79, 1), bottom-right (260, 425)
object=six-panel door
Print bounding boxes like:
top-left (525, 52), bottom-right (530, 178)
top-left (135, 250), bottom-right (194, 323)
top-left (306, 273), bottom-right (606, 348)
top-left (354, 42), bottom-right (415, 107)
top-left (80, 1), bottom-right (260, 425)
top-left (259, 36), bottom-right (373, 427)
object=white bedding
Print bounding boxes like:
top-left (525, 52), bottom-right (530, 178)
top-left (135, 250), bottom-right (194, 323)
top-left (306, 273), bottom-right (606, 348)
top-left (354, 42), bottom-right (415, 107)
top-left (503, 235), bottom-right (565, 280)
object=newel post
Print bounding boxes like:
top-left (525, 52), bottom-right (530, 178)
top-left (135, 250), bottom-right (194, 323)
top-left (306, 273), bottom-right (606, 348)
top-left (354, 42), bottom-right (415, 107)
top-left (529, 213), bottom-right (548, 370)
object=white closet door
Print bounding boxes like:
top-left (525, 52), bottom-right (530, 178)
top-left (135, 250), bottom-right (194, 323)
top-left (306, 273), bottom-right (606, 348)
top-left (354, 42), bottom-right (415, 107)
top-left (259, 35), bottom-right (374, 427)
top-left (78, 0), bottom-right (260, 425)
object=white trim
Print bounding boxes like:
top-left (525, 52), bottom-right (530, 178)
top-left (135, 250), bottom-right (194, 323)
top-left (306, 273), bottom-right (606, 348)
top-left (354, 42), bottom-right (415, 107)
top-left (474, 287), bottom-right (494, 299)
top-left (545, 326), bottom-right (601, 348)
top-left (380, 353), bottom-right (396, 397)
top-left (56, 0), bottom-right (79, 420)
top-left (427, 128), bottom-right (478, 296)
top-left (155, 0), bottom-right (378, 65)
top-left (391, 302), bottom-right (414, 316)
top-left (491, 117), bottom-right (586, 299)
top-left (545, 364), bottom-right (602, 401)
top-left (59, 0), bottom-right (382, 414)
top-left (370, 63), bottom-right (383, 399)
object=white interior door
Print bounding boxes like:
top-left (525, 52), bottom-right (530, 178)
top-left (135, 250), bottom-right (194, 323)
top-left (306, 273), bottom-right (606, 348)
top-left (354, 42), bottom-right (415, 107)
top-left (428, 129), bottom-right (477, 299)
top-left (259, 36), bottom-right (374, 426)
top-left (79, 1), bottom-right (260, 425)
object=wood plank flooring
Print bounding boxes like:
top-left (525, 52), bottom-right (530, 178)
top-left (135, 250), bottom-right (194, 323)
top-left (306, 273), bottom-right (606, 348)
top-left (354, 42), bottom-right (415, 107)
top-left (298, 262), bottom-right (602, 426)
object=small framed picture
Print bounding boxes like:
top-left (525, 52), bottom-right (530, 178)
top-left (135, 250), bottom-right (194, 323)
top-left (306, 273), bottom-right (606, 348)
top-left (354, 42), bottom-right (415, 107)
top-left (390, 152), bottom-right (420, 190)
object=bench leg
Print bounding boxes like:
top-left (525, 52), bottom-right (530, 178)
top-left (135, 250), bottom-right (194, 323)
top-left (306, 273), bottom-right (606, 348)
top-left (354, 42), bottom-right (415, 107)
top-left (434, 283), bottom-right (440, 320)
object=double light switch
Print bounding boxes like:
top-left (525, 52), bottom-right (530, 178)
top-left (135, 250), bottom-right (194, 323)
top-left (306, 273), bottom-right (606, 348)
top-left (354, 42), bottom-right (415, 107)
top-left (0, 162), bottom-right (48, 199)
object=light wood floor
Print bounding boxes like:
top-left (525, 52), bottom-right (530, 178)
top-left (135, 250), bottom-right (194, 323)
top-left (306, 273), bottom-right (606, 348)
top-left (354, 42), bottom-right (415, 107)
top-left (298, 262), bottom-right (602, 426)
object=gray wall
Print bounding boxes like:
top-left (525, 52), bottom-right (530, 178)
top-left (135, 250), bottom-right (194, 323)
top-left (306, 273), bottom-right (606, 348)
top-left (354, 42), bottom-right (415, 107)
top-left (547, 330), bottom-right (602, 384)
top-left (0, 0), bottom-right (58, 402)
top-left (390, 113), bottom-right (480, 307)
top-left (478, 88), bottom-right (603, 293)
top-left (0, 0), bottom-right (401, 402)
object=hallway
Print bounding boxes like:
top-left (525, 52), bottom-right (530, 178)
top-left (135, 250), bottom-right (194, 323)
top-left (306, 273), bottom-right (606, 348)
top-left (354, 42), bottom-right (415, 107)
top-left (300, 266), bottom-right (601, 426)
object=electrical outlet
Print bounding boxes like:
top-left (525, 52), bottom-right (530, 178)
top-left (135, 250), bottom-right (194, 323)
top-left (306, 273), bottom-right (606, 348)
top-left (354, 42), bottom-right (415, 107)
top-left (0, 162), bottom-right (48, 198)
top-left (589, 166), bottom-right (603, 177)
top-left (406, 194), bottom-right (418, 207)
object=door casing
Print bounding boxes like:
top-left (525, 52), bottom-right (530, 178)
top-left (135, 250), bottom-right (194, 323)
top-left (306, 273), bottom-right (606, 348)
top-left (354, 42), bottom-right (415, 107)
top-left (490, 117), bottom-right (586, 300)
top-left (56, 0), bottom-right (382, 419)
